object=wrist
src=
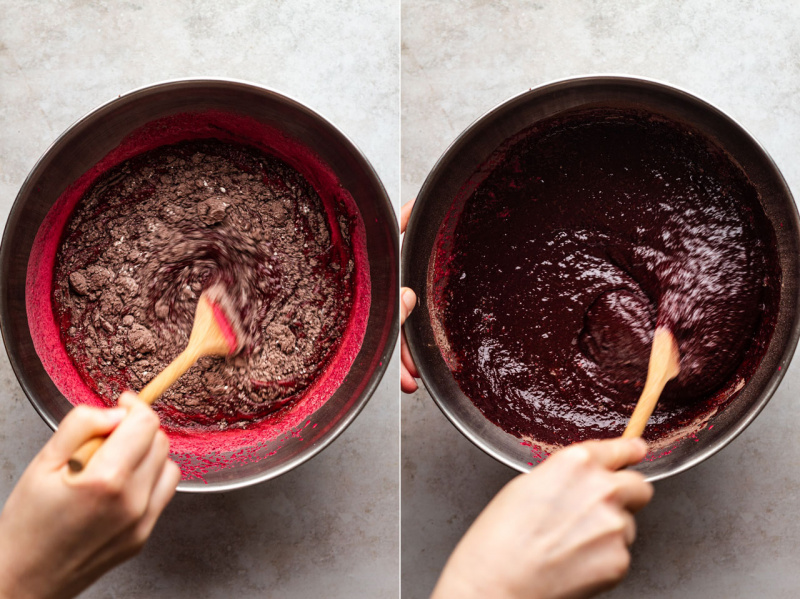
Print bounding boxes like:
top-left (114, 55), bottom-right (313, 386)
top-left (0, 553), bottom-right (41, 599)
top-left (0, 514), bottom-right (33, 599)
top-left (432, 561), bottom-right (527, 599)
top-left (0, 548), bottom-right (20, 599)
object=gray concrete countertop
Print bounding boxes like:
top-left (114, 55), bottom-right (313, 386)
top-left (402, 2), bottom-right (800, 598)
top-left (1, 1), bottom-right (399, 597)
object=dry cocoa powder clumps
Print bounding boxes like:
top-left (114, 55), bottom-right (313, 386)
top-left (52, 139), bottom-right (357, 431)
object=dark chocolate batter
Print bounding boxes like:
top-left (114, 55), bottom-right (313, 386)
top-left (438, 110), bottom-right (779, 444)
top-left (52, 140), bottom-right (357, 432)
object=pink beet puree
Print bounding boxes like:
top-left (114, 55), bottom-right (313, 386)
top-left (210, 301), bottom-right (239, 356)
top-left (26, 110), bottom-right (371, 482)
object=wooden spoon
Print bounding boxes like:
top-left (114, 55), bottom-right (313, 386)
top-left (621, 326), bottom-right (681, 438)
top-left (67, 284), bottom-right (244, 472)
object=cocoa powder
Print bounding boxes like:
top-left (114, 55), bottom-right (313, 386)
top-left (52, 139), bottom-right (357, 432)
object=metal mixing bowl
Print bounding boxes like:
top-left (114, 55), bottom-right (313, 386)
top-left (0, 78), bottom-right (398, 492)
top-left (402, 75), bottom-right (800, 481)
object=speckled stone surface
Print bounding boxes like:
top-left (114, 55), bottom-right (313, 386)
top-left (0, 1), bottom-right (399, 597)
top-left (402, 2), bottom-right (800, 598)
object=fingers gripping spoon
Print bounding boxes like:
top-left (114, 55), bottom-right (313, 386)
top-left (67, 284), bottom-right (244, 472)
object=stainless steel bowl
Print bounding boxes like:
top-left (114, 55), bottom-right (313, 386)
top-left (0, 78), bottom-right (398, 492)
top-left (402, 75), bottom-right (800, 481)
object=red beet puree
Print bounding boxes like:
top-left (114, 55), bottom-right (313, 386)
top-left (435, 109), bottom-right (779, 445)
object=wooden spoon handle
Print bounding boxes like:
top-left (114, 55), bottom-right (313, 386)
top-left (67, 437), bottom-right (104, 472)
top-left (622, 377), bottom-right (669, 438)
top-left (67, 348), bottom-right (198, 472)
top-left (622, 327), bottom-right (680, 439)
top-left (138, 348), bottom-right (197, 405)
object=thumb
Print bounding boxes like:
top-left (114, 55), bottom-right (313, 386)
top-left (401, 288), bottom-right (417, 325)
top-left (40, 405), bottom-right (127, 466)
top-left (580, 437), bottom-right (648, 471)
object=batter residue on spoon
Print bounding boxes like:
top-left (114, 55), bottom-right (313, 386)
top-left (52, 139), bottom-right (357, 432)
top-left (436, 109), bottom-right (780, 444)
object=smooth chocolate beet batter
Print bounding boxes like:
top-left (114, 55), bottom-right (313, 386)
top-left (437, 109), bottom-right (779, 444)
top-left (52, 139), bottom-right (357, 432)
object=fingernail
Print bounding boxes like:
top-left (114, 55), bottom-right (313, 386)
top-left (105, 407), bottom-right (127, 424)
top-left (401, 288), bottom-right (417, 313)
top-left (632, 438), bottom-right (648, 452)
top-left (118, 390), bottom-right (142, 405)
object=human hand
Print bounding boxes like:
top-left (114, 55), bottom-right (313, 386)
top-left (401, 198), bottom-right (420, 393)
top-left (0, 392), bottom-right (181, 599)
top-left (432, 438), bottom-right (653, 599)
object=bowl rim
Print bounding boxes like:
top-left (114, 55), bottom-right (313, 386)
top-left (0, 77), bottom-right (399, 492)
top-left (402, 73), bottom-right (800, 482)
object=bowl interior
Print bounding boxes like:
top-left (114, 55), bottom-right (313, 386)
top-left (402, 76), bottom-right (800, 481)
top-left (1, 80), bottom-right (398, 491)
